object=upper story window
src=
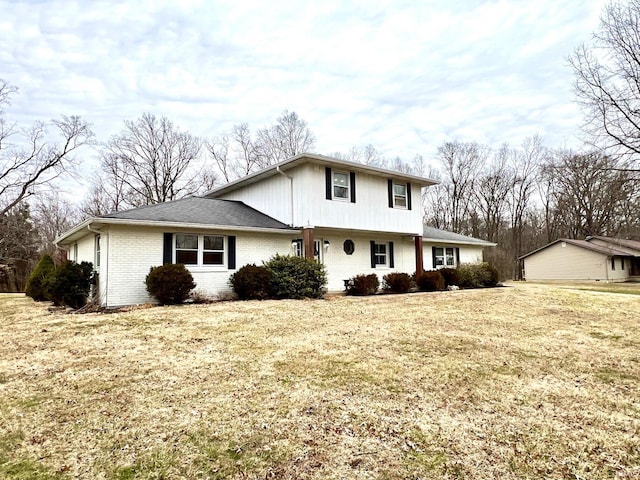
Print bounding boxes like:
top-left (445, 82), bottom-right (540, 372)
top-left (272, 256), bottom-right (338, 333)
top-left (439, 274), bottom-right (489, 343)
top-left (325, 167), bottom-right (356, 203)
top-left (388, 179), bottom-right (412, 210)
top-left (333, 171), bottom-right (350, 200)
top-left (175, 233), bottom-right (225, 266)
top-left (393, 182), bottom-right (407, 208)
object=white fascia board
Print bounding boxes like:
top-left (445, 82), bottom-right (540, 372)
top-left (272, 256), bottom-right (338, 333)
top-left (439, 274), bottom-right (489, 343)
top-left (56, 218), bottom-right (300, 245)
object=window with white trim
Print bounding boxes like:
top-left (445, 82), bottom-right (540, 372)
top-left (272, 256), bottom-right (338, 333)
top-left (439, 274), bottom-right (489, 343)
top-left (393, 182), bottom-right (408, 208)
top-left (175, 234), bottom-right (225, 266)
top-left (333, 171), bottom-right (350, 200)
top-left (374, 242), bottom-right (387, 266)
top-left (434, 247), bottom-right (455, 267)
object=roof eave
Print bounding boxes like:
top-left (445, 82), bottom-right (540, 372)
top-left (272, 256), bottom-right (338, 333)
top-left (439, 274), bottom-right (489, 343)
top-left (422, 237), bottom-right (497, 247)
top-left (206, 153), bottom-right (439, 197)
top-left (55, 217), bottom-right (299, 245)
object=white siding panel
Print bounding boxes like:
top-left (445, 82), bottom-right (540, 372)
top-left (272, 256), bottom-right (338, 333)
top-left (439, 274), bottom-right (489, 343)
top-left (523, 243), bottom-right (610, 280)
top-left (219, 163), bottom-right (424, 234)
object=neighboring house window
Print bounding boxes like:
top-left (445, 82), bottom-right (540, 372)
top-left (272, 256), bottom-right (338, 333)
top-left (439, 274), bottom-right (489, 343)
top-left (95, 235), bottom-right (101, 268)
top-left (611, 257), bottom-right (616, 270)
top-left (175, 234), bottom-right (225, 266)
top-left (370, 240), bottom-right (395, 268)
top-left (73, 243), bottom-right (78, 262)
top-left (387, 179), bottom-right (412, 209)
top-left (621, 258), bottom-right (625, 270)
top-left (325, 167), bottom-right (356, 202)
top-left (333, 171), bottom-right (350, 200)
top-left (433, 247), bottom-right (458, 267)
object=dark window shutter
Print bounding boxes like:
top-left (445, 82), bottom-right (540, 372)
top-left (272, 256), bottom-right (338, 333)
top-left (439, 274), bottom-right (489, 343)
top-left (455, 247), bottom-right (460, 265)
top-left (432, 246), bottom-right (437, 269)
top-left (350, 172), bottom-right (356, 203)
top-left (389, 241), bottom-right (394, 268)
top-left (325, 167), bottom-right (332, 200)
top-left (388, 179), bottom-right (393, 208)
top-left (163, 233), bottom-right (173, 264)
top-left (370, 240), bottom-right (376, 268)
top-left (407, 183), bottom-right (412, 210)
top-left (228, 235), bottom-right (236, 270)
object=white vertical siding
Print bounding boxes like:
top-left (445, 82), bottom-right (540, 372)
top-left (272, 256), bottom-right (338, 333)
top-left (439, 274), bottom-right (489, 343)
top-left (218, 163), bottom-right (424, 234)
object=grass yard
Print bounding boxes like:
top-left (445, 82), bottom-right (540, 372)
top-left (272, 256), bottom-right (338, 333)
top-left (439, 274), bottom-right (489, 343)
top-left (1, 283), bottom-right (639, 479)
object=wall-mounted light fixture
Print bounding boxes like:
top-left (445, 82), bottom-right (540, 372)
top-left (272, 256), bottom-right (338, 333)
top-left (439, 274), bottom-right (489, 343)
top-left (324, 240), bottom-right (330, 251)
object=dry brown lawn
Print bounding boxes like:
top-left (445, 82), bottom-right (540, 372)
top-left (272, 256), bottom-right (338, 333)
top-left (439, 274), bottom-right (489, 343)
top-left (1, 283), bottom-right (639, 479)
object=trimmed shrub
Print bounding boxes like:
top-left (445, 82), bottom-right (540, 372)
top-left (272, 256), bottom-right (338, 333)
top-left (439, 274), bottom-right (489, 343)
top-left (48, 261), bottom-right (94, 309)
top-left (229, 264), bottom-right (273, 300)
top-left (25, 254), bottom-right (56, 301)
top-left (456, 263), bottom-right (500, 288)
top-left (439, 267), bottom-right (460, 288)
top-left (145, 264), bottom-right (196, 305)
top-left (346, 274), bottom-right (379, 296)
top-left (264, 254), bottom-right (327, 299)
top-left (382, 272), bottom-right (412, 293)
top-left (416, 270), bottom-right (445, 292)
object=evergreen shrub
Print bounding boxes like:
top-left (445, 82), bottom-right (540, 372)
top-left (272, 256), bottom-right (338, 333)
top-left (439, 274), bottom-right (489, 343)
top-left (264, 254), bottom-right (327, 299)
top-left (382, 272), bottom-right (413, 293)
top-left (48, 261), bottom-right (94, 309)
top-left (415, 270), bottom-right (445, 291)
top-left (229, 264), bottom-right (273, 300)
top-left (346, 274), bottom-right (379, 296)
top-left (145, 264), bottom-right (196, 305)
top-left (439, 267), bottom-right (460, 288)
top-left (25, 254), bottom-right (56, 301)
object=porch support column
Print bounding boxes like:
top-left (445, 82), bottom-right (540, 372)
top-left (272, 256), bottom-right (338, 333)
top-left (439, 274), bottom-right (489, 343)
top-left (303, 227), bottom-right (315, 260)
top-left (414, 235), bottom-right (424, 277)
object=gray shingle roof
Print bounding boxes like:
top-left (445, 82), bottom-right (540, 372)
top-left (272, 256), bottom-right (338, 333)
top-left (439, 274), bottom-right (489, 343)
top-left (422, 226), bottom-right (496, 246)
top-left (519, 238), bottom-right (640, 259)
top-left (102, 197), bottom-right (294, 230)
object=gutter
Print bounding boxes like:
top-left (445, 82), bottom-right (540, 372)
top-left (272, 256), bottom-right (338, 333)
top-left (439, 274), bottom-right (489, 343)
top-left (276, 165), bottom-right (295, 227)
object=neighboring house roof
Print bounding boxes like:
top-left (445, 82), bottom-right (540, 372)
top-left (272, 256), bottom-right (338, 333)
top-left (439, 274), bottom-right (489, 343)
top-left (519, 238), bottom-right (640, 260)
top-left (56, 197), bottom-right (297, 245)
top-left (586, 235), bottom-right (640, 254)
top-left (206, 152), bottom-right (439, 198)
top-left (422, 226), bottom-right (497, 247)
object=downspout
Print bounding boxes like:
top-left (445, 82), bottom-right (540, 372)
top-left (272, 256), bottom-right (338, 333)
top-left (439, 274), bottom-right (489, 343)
top-left (87, 224), bottom-right (108, 306)
top-left (276, 165), bottom-right (294, 227)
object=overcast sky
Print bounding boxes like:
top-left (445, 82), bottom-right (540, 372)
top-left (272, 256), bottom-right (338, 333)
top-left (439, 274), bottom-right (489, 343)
top-left (1, 0), bottom-right (608, 171)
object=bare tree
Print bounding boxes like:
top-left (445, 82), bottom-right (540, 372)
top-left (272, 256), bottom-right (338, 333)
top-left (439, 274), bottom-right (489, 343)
top-left (206, 123), bottom-right (259, 182)
top-left (473, 144), bottom-right (513, 243)
top-left (32, 192), bottom-right (80, 255)
top-left (569, 0), bottom-right (640, 168)
top-left (254, 110), bottom-right (316, 167)
top-left (0, 79), bottom-right (93, 216)
top-left (92, 113), bottom-right (208, 211)
top-left (543, 150), bottom-right (637, 238)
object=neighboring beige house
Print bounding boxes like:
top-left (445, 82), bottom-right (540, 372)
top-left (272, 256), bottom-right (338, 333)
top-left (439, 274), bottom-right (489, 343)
top-left (56, 153), bottom-right (495, 307)
top-left (520, 236), bottom-right (640, 282)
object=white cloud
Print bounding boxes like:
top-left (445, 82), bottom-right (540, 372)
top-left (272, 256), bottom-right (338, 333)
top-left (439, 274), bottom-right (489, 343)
top-left (0, 0), bottom-right (610, 177)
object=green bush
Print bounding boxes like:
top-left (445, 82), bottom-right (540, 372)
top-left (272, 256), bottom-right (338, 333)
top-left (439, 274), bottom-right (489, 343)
top-left (25, 254), bottom-right (55, 301)
top-left (229, 264), bottom-right (273, 300)
top-left (382, 272), bottom-right (412, 293)
top-left (346, 274), bottom-right (379, 296)
top-left (416, 270), bottom-right (445, 291)
top-left (145, 264), bottom-right (196, 305)
top-left (48, 261), bottom-right (94, 309)
top-left (456, 263), bottom-right (500, 288)
top-left (439, 267), bottom-right (460, 287)
top-left (264, 254), bottom-right (327, 299)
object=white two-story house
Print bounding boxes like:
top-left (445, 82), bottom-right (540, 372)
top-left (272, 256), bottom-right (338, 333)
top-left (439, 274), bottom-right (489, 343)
top-left (56, 153), bottom-right (495, 307)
